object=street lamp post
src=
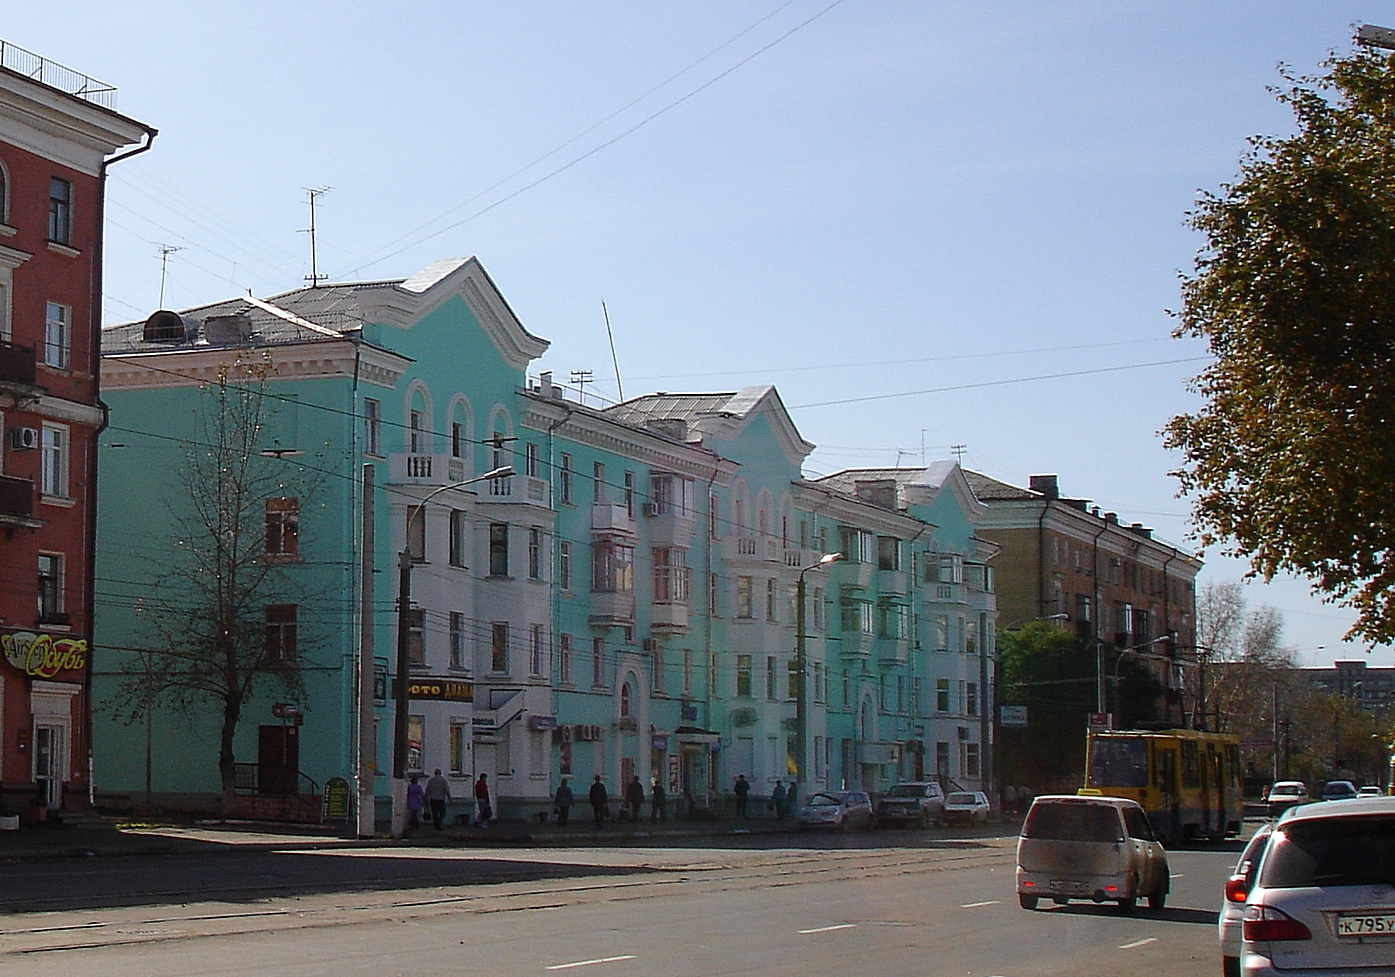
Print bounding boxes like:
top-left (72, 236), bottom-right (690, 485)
top-left (795, 553), bottom-right (843, 794)
top-left (390, 465), bottom-right (512, 837)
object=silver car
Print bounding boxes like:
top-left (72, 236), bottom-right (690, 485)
top-left (1219, 823), bottom-right (1274, 977)
top-left (1241, 796), bottom-right (1395, 975)
top-left (797, 790), bottom-right (875, 832)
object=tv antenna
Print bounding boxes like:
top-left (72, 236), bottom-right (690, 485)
top-left (950, 444), bottom-right (967, 465)
top-left (157, 244), bottom-right (183, 308)
top-left (601, 301), bottom-right (624, 403)
top-left (570, 369), bottom-right (594, 405)
top-left (301, 186), bottom-right (333, 287)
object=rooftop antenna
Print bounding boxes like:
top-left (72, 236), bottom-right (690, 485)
top-left (601, 300), bottom-right (624, 403)
top-left (301, 186), bottom-right (333, 287)
top-left (921, 429), bottom-right (927, 467)
top-left (950, 444), bottom-right (967, 465)
top-left (157, 244), bottom-right (183, 308)
top-left (570, 369), bottom-right (594, 405)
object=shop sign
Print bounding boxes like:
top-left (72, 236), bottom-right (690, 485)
top-left (651, 734), bottom-right (668, 751)
top-left (321, 776), bottom-right (350, 821)
top-left (527, 715), bottom-right (557, 731)
top-left (999, 705), bottom-right (1028, 728)
top-left (393, 677), bottom-right (474, 702)
top-left (1, 631), bottom-right (87, 682)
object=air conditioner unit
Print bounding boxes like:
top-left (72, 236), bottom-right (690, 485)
top-left (642, 502), bottom-right (660, 517)
top-left (9, 427), bottom-right (38, 450)
top-left (641, 638), bottom-right (658, 652)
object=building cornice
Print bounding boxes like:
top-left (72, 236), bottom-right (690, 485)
top-left (101, 339), bottom-right (411, 391)
top-left (0, 68), bottom-right (151, 176)
top-left (978, 498), bottom-right (1201, 574)
top-left (792, 481), bottom-right (930, 539)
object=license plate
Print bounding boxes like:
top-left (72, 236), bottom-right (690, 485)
top-left (1337, 913), bottom-right (1395, 937)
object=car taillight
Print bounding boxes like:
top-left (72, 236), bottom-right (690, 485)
top-left (1225, 876), bottom-right (1249, 903)
top-left (1243, 904), bottom-right (1312, 943)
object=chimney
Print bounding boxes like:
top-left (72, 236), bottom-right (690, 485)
top-left (1028, 474), bottom-right (1059, 500)
top-left (538, 370), bottom-right (554, 399)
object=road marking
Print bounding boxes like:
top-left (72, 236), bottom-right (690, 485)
top-left (960, 900), bottom-right (1001, 908)
top-left (1118, 937), bottom-right (1157, 950)
top-left (546, 955), bottom-right (637, 970)
top-left (798, 924), bottom-right (857, 934)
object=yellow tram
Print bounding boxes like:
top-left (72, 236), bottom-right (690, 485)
top-left (1082, 728), bottom-right (1242, 842)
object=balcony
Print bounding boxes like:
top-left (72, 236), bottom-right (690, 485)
top-left (878, 569), bottom-right (910, 595)
top-left (644, 507), bottom-right (696, 547)
top-left (0, 340), bottom-right (38, 392)
top-left (589, 590), bottom-right (636, 626)
top-left (0, 473), bottom-right (38, 527)
top-left (487, 474), bottom-right (550, 507)
top-left (388, 452), bottom-right (468, 485)
top-left (725, 535), bottom-right (771, 566)
top-left (652, 601), bottom-right (690, 632)
top-left (838, 630), bottom-right (874, 662)
top-left (876, 635), bottom-right (910, 666)
top-left (591, 503), bottom-right (636, 537)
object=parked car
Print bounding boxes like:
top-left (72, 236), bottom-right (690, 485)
top-left (876, 782), bottom-right (945, 828)
top-left (1360, 785), bottom-right (1386, 798)
top-left (1219, 823), bottom-right (1275, 977)
top-left (1321, 780), bottom-right (1359, 801)
top-left (1266, 780), bottom-right (1309, 817)
top-left (797, 790), bottom-right (875, 832)
top-left (1239, 796), bottom-right (1395, 975)
top-left (1016, 794), bottom-right (1169, 913)
top-left (943, 791), bottom-right (991, 826)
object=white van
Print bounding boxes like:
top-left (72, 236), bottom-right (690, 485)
top-left (1016, 794), bottom-right (1169, 912)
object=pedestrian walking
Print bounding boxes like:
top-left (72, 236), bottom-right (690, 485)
top-left (589, 774), bottom-right (609, 828)
top-left (771, 780), bottom-right (787, 820)
top-left (406, 774), bottom-right (425, 834)
top-left (425, 768), bottom-right (452, 831)
top-left (785, 780), bottom-right (798, 819)
top-left (626, 775), bottom-right (646, 823)
top-left (734, 774), bottom-right (750, 817)
top-left (554, 778), bottom-right (574, 827)
top-left (474, 773), bottom-right (493, 828)
top-left (650, 777), bottom-right (667, 823)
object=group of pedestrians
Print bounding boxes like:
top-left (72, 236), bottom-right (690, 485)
top-left (405, 770), bottom-right (494, 834)
top-left (555, 774), bottom-right (669, 827)
top-left (731, 774), bottom-right (796, 819)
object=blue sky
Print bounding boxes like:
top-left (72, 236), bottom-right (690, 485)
top-left (15, 1), bottom-right (1393, 664)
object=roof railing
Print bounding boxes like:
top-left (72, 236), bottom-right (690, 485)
top-left (0, 39), bottom-right (117, 109)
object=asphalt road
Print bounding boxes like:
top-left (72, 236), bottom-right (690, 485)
top-left (0, 829), bottom-right (1240, 976)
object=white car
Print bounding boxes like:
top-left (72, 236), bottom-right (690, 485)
top-left (943, 790), bottom-right (990, 826)
top-left (1219, 823), bottom-right (1274, 977)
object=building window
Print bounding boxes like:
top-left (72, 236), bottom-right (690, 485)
top-left (878, 536), bottom-right (900, 571)
top-left (37, 554), bottom-right (61, 621)
top-left (489, 523), bottom-right (509, 576)
top-left (40, 425), bottom-right (67, 497)
top-left (592, 637), bottom-right (606, 687)
top-left (449, 612), bottom-right (466, 670)
top-left (620, 680), bottom-right (633, 718)
top-left (966, 681), bottom-right (978, 717)
top-left (363, 398), bottom-right (381, 455)
top-left (936, 678), bottom-right (950, 712)
top-left (266, 604), bottom-right (298, 662)
top-left (623, 471), bottom-right (635, 516)
top-left (44, 302), bottom-right (70, 370)
top-left (591, 461), bottom-right (607, 505)
top-left (449, 722), bottom-right (468, 775)
top-left (450, 419), bottom-right (466, 458)
top-left (838, 527), bottom-right (875, 564)
top-left (559, 541), bottom-right (572, 591)
top-left (406, 505), bottom-right (426, 562)
top-left (939, 553), bottom-right (964, 584)
top-left (812, 587), bottom-right (825, 630)
top-left (736, 576), bottom-right (753, 619)
top-left (935, 741), bottom-right (951, 779)
top-left (935, 615), bottom-right (950, 651)
top-left (683, 648), bottom-right (694, 695)
top-left (788, 660), bottom-right (799, 701)
top-left (559, 633), bottom-right (573, 684)
top-left (840, 599), bottom-right (873, 634)
top-left (560, 453), bottom-right (573, 504)
top-left (408, 715), bottom-right (424, 772)
top-left (448, 510), bottom-right (467, 567)
top-left (49, 177), bottom-right (72, 245)
top-left (736, 654), bottom-right (753, 697)
top-left (528, 527), bottom-right (542, 580)
top-left (964, 742), bottom-right (980, 779)
top-left (409, 409), bottom-right (425, 453)
top-left (765, 578), bottom-right (777, 622)
top-left (652, 547), bottom-right (689, 603)
top-left (264, 498), bottom-right (300, 557)
top-left (525, 441), bottom-right (539, 477)
top-left (491, 622), bottom-right (509, 673)
top-left (766, 656), bottom-right (777, 701)
top-left (405, 608), bottom-right (425, 665)
top-left (591, 540), bottom-right (634, 592)
top-left (530, 623), bottom-right (545, 676)
top-left (653, 646), bottom-right (665, 694)
top-left (709, 573), bottom-right (720, 617)
top-left (709, 492), bottom-right (719, 538)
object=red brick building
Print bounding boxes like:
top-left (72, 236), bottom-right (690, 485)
top-left (0, 45), bottom-right (152, 817)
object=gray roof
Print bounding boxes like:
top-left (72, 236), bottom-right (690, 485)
top-left (962, 470), bottom-right (1040, 501)
top-left (602, 391), bottom-right (744, 426)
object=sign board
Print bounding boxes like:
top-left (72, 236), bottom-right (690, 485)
top-left (321, 776), bottom-right (350, 822)
top-left (1, 630), bottom-right (87, 683)
top-left (1088, 712), bottom-right (1114, 731)
top-left (527, 715), bottom-right (557, 731)
top-left (651, 734), bottom-right (668, 752)
top-left (373, 660), bottom-right (388, 706)
top-left (999, 705), bottom-right (1028, 727)
top-left (394, 677), bottom-right (474, 703)
top-left (668, 754), bottom-right (680, 795)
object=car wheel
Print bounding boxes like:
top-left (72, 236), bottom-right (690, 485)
top-left (1018, 893), bottom-right (1038, 910)
top-left (1147, 888), bottom-right (1166, 910)
top-left (917, 811), bottom-right (930, 829)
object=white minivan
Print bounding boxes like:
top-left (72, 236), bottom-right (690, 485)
top-left (1016, 794), bottom-right (1170, 912)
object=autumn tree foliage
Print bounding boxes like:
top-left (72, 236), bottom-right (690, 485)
top-left (1166, 47), bottom-right (1395, 645)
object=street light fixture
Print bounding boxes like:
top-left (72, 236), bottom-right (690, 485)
top-left (795, 552), bottom-right (843, 794)
top-left (390, 465), bottom-right (513, 837)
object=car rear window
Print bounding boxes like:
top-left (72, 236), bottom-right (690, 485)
top-left (886, 785), bottom-right (922, 798)
top-left (1260, 815), bottom-right (1395, 889)
top-left (1023, 802), bottom-right (1125, 842)
top-left (947, 793), bottom-right (976, 805)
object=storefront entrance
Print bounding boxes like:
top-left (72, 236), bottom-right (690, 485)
top-left (33, 724), bottom-right (62, 809)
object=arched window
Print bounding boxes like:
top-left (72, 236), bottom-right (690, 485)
top-left (620, 680), bottom-right (633, 718)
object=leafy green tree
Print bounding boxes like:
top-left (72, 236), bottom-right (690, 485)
top-left (1166, 47), bottom-right (1395, 645)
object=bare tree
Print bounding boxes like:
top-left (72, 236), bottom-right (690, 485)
top-left (109, 362), bottom-right (318, 816)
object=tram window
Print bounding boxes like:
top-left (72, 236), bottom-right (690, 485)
top-left (1088, 736), bottom-right (1148, 788)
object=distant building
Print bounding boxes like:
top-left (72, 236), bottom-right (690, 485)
top-left (0, 41), bottom-right (152, 817)
top-left (1303, 660), bottom-right (1395, 713)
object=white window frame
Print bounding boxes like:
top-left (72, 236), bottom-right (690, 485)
top-left (40, 424), bottom-right (68, 498)
top-left (44, 302), bottom-right (70, 370)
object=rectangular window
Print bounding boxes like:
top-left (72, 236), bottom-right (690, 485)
top-left (965, 742), bottom-right (980, 779)
top-left (40, 425), bottom-right (67, 497)
top-left (709, 492), bottom-right (719, 538)
top-left (37, 553), bottom-right (61, 621)
top-left (449, 612), bottom-right (466, 670)
top-left (409, 410), bottom-right (425, 453)
top-left (449, 510), bottom-right (467, 567)
top-left (592, 637), bottom-right (606, 687)
top-left (530, 623), bottom-right (545, 676)
top-left (593, 461), bottom-right (607, 504)
top-left (966, 681), bottom-right (978, 717)
top-left (590, 540), bottom-right (634, 592)
top-left (736, 576), bottom-right (753, 618)
top-left (363, 398), bottom-right (381, 455)
top-left (560, 453), bottom-right (573, 504)
top-left (491, 622), bottom-right (509, 673)
top-left (44, 302), bottom-right (70, 370)
top-left (264, 498), bottom-right (300, 557)
top-left (408, 715), bottom-right (424, 772)
top-left (683, 648), bottom-right (694, 695)
top-left (939, 553), bottom-right (964, 584)
top-left (266, 604), bottom-right (298, 662)
top-left (623, 471), bottom-right (635, 517)
top-left (878, 536), bottom-right (900, 571)
top-left (965, 618), bottom-right (978, 656)
top-left (559, 633), bottom-right (573, 684)
top-left (736, 654), bottom-right (752, 697)
top-left (765, 578), bottom-right (777, 622)
top-left (813, 587), bottom-right (825, 630)
top-left (935, 741), bottom-right (951, 779)
top-left (559, 541), bottom-right (572, 590)
top-left (450, 420), bottom-right (466, 458)
top-left (406, 608), bottom-right (425, 665)
top-left (652, 646), bottom-right (665, 694)
top-left (709, 573), bottom-right (720, 617)
top-left (449, 722), bottom-right (468, 775)
top-left (788, 660), bottom-right (799, 701)
top-left (840, 599), bottom-right (873, 634)
top-left (936, 678), bottom-right (950, 712)
top-left (766, 656), bottom-right (777, 700)
top-left (812, 662), bottom-right (823, 703)
top-left (936, 615), bottom-right (950, 651)
top-left (528, 527), bottom-right (542, 580)
top-left (406, 505), bottom-right (426, 562)
top-left (525, 441), bottom-right (539, 477)
top-left (489, 523), bottom-right (509, 576)
top-left (652, 547), bottom-right (689, 603)
top-left (48, 177), bottom-right (72, 245)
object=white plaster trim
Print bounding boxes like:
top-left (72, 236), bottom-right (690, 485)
top-left (34, 395), bottom-right (102, 427)
top-left (46, 241), bottom-right (80, 258)
top-left (102, 340), bottom-right (410, 391)
top-left (0, 241), bottom-right (32, 269)
top-left (0, 69), bottom-right (149, 175)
